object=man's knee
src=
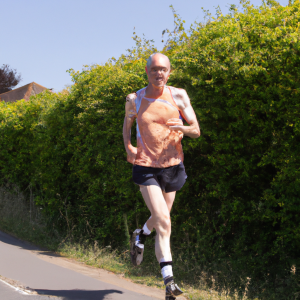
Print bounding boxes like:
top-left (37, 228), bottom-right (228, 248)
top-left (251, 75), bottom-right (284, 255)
top-left (157, 213), bottom-right (171, 232)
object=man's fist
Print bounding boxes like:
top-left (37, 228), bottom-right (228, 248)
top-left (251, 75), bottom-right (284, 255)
top-left (166, 118), bottom-right (183, 127)
top-left (166, 118), bottom-right (184, 140)
top-left (127, 144), bottom-right (137, 164)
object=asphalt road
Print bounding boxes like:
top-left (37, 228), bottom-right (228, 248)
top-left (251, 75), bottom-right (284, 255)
top-left (0, 230), bottom-right (169, 300)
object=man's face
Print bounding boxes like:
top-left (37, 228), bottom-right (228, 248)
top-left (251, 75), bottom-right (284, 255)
top-left (146, 54), bottom-right (170, 88)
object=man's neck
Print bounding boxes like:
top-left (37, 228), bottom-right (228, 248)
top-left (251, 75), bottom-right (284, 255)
top-left (145, 84), bottom-right (165, 98)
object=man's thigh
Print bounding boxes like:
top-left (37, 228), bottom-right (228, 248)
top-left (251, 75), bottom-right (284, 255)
top-left (162, 191), bottom-right (176, 212)
top-left (139, 185), bottom-right (169, 217)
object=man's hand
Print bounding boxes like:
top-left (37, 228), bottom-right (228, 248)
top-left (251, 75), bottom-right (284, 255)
top-left (166, 118), bottom-right (183, 127)
top-left (127, 144), bottom-right (137, 164)
top-left (166, 118), bottom-right (184, 139)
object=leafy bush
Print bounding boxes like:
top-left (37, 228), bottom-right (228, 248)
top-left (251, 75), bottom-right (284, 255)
top-left (0, 1), bottom-right (300, 298)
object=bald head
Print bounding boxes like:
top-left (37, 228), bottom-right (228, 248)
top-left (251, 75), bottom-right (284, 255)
top-left (146, 53), bottom-right (171, 71)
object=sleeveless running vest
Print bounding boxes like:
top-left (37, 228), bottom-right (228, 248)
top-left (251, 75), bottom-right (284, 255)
top-left (131, 86), bottom-right (184, 168)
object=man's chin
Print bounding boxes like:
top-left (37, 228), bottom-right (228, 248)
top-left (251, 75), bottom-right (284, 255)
top-left (153, 81), bottom-right (165, 87)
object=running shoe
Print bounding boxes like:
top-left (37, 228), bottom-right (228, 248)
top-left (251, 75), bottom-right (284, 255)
top-left (130, 229), bottom-right (144, 266)
top-left (165, 280), bottom-right (183, 299)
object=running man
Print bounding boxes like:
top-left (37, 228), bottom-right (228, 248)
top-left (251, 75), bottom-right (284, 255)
top-left (123, 53), bottom-right (200, 300)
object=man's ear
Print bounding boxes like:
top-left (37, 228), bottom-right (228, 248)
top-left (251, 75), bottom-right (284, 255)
top-left (145, 66), bottom-right (148, 75)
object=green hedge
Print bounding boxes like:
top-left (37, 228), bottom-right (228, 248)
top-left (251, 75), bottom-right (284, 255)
top-left (0, 1), bottom-right (300, 298)
top-left (168, 2), bottom-right (300, 298)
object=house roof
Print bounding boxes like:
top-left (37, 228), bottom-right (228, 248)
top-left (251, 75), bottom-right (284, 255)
top-left (0, 82), bottom-right (49, 102)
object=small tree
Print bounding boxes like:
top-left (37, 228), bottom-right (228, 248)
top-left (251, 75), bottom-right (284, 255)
top-left (0, 64), bottom-right (22, 94)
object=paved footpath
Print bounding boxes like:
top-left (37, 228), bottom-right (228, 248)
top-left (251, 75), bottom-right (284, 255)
top-left (0, 230), bottom-right (185, 300)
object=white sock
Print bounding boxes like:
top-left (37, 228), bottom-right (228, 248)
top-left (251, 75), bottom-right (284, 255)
top-left (161, 265), bottom-right (173, 279)
top-left (142, 218), bottom-right (152, 235)
top-left (160, 257), bottom-right (173, 280)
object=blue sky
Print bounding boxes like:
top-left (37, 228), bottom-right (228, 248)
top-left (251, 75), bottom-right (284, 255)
top-left (1, 0), bottom-right (289, 92)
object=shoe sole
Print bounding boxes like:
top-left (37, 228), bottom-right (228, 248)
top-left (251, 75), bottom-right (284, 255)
top-left (130, 229), bottom-right (144, 266)
top-left (165, 296), bottom-right (176, 300)
top-left (166, 283), bottom-right (183, 298)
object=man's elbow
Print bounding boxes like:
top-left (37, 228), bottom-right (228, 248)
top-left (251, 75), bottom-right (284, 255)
top-left (193, 127), bottom-right (200, 138)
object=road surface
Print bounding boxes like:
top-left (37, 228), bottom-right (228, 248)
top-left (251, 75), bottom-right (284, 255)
top-left (0, 230), bottom-right (184, 300)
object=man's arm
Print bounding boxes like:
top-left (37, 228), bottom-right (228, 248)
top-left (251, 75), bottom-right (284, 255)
top-left (169, 88), bottom-right (200, 138)
top-left (123, 93), bottom-right (138, 164)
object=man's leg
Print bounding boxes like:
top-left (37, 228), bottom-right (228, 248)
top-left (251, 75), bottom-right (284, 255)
top-left (130, 185), bottom-right (169, 265)
top-left (131, 189), bottom-right (175, 264)
top-left (144, 190), bottom-right (176, 232)
top-left (139, 185), bottom-right (172, 262)
top-left (139, 186), bottom-right (183, 299)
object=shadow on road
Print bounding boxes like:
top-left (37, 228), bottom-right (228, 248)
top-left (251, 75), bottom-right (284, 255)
top-left (0, 230), bottom-right (42, 251)
top-left (35, 288), bottom-right (123, 299)
top-left (0, 230), bottom-right (62, 257)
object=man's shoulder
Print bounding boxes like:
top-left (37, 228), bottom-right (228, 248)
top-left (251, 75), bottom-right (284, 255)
top-left (126, 93), bottom-right (137, 103)
top-left (168, 86), bottom-right (189, 101)
top-left (126, 87), bottom-right (146, 101)
top-left (125, 93), bottom-right (138, 118)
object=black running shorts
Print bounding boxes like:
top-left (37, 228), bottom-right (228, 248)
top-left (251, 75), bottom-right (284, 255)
top-left (132, 162), bottom-right (187, 193)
